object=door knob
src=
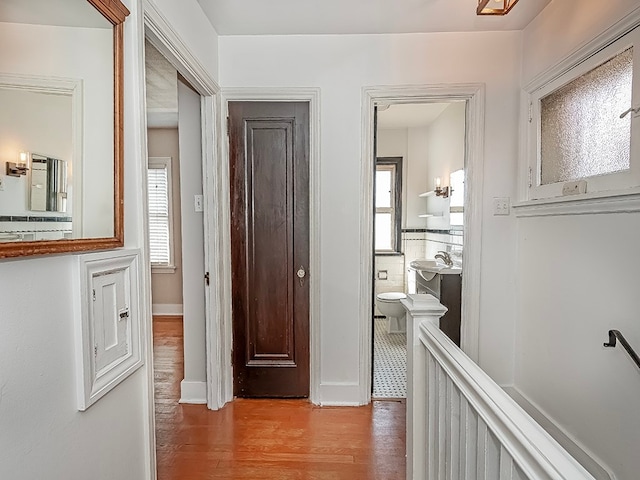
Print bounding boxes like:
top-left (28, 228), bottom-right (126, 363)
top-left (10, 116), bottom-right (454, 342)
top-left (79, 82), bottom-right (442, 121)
top-left (296, 266), bottom-right (306, 286)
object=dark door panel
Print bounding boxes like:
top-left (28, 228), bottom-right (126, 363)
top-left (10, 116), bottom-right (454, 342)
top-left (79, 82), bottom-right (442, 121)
top-left (229, 101), bottom-right (310, 397)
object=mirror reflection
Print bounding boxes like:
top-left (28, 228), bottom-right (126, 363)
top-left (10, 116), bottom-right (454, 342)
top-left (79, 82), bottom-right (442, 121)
top-left (30, 154), bottom-right (68, 213)
top-left (0, 0), bottom-right (115, 243)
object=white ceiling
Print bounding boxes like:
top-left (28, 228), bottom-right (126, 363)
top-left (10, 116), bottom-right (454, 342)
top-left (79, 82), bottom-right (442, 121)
top-left (377, 103), bottom-right (454, 129)
top-left (0, 0), bottom-right (110, 28)
top-left (196, 0), bottom-right (551, 36)
top-left (145, 40), bottom-right (179, 128)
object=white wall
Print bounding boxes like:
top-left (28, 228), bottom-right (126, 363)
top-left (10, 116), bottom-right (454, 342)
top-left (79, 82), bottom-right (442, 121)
top-left (0, 0), bottom-right (220, 477)
top-left (406, 127), bottom-right (430, 229)
top-left (177, 79), bottom-right (207, 403)
top-left (516, 2), bottom-right (640, 479)
top-left (220, 31), bottom-right (521, 401)
top-left (423, 102), bottom-right (466, 231)
top-left (148, 128), bottom-right (184, 311)
top-left (0, 21), bottom-right (113, 237)
top-left (0, 1), bottom-right (150, 478)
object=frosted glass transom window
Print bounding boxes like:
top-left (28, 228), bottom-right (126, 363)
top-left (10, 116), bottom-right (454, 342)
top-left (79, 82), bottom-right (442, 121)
top-left (525, 25), bottom-right (640, 204)
top-left (540, 47), bottom-right (633, 185)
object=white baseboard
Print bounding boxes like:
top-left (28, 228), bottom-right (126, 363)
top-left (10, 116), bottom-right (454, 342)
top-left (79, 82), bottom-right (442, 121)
top-left (502, 385), bottom-right (614, 480)
top-left (317, 382), bottom-right (362, 406)
top-left (152, 303), bottom-right (183, 316)
top-left (179, 380), bottom-right (207, 404)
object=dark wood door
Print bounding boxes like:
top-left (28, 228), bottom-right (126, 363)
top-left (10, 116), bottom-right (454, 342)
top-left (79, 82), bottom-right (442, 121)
top-left (229, 101), bottom-right (310, 398)
top-left (439, 275), bottom-right (462, 347)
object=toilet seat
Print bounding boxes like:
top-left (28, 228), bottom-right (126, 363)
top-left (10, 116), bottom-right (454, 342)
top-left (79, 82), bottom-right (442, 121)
top-left (376, 292), bottom-right (407, 302)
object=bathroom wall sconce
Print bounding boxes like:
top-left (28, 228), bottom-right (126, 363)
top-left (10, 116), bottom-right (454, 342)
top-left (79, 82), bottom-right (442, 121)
top-left (6, 151), bottom-right (30, 177)
top-left (434, 177), bottom-right (450, 198)
top-left (476, 0), bottom-right (519, 15)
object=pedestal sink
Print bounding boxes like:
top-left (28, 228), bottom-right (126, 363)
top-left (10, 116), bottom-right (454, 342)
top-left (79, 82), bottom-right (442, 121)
top-left (409, 259), bottom-right (461, 281)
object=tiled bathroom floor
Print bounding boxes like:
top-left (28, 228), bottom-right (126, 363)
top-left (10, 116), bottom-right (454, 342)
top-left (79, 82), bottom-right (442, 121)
top-left (373, 318), bottom-right (407, 398)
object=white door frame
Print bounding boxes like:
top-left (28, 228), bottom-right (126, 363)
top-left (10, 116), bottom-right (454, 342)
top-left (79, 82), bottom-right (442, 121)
top-left (143, 0), bottom-right (230, 413)
top-left (360, 84), bottom-right (485, 404)
top-left (220, 87), bottom-right (322, 405)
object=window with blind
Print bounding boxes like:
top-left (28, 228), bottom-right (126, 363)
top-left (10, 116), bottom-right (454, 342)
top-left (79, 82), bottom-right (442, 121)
top-left (375, 157), bottom-right (402, 254)
top-left (147, 157), bottom-right (174, 270)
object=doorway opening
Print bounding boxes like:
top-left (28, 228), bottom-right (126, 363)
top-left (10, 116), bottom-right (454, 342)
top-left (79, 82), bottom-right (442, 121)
top-left (145, 39), bottom-right (208, 406)
top-left (372, 102), bottom-right (467, 399)
top-left (360, 85), bottom-right (485, 405)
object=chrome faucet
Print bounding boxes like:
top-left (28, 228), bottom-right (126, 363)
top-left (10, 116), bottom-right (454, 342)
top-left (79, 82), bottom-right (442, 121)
top-left (435, 251), bottom-right (453, 267)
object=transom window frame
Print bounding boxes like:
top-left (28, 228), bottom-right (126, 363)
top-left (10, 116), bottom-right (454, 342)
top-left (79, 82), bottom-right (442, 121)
top-left (517, 15), bottom-right (640, 216)
top-left (374, 157), bottom-right (402, 254)
top-left (147, 156), bottom-right (176, 273)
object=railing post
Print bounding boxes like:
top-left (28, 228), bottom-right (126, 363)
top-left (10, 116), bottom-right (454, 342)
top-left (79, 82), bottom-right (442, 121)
top-left (401, 294), bottom-right (448, 480)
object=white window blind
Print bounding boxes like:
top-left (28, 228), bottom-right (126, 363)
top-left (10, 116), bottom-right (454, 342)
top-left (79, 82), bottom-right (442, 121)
top-left (147, 158), bottom-right (173, 267)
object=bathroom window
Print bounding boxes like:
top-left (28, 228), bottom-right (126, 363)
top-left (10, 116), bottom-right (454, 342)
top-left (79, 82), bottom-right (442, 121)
top-left (526, 26), bottom-right (640, 201)
top-left (147, 157), bottom-right (175, 272)
top-left (375, 157), bottom-right (402, 254)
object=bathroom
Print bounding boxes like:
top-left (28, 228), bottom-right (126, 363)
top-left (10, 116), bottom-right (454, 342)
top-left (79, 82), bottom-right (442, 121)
top-left (373, 101), bottom-right (466, 398)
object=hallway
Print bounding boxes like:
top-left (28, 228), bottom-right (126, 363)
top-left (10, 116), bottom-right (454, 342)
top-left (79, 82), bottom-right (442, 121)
top-left (153, 316), bottom-right (406, 479)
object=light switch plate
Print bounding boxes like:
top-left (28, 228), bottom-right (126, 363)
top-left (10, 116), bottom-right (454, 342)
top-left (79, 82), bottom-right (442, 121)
top-left (194, 194), bottom-right (203, 212)
top-left (493, 197), bottom-right (510, 216)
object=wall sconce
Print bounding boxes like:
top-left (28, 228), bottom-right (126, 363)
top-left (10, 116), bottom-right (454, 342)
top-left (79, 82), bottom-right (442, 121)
top-left (6, 151), bottom-right (30, 177)
top-left (434, 177), bottom-right (450, 198)
top-left (477, 0), bottom-right (519, 15)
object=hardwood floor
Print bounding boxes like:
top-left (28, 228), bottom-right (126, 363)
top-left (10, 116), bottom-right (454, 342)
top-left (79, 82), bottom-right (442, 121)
top-left (153, 316), bottom-right (407, 479)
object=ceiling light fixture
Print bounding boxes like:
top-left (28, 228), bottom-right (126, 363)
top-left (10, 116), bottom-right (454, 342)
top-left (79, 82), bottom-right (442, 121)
top-left (476, 0), bottom-right (519, 16)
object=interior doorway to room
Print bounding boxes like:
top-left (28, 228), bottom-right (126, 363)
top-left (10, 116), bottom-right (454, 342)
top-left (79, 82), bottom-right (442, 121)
top-left (144, 34), bottom-right (211, 418)
top-left (372, 101), bottom-right (467, 399)
top-left (227, 101), bottom-right (311, 398)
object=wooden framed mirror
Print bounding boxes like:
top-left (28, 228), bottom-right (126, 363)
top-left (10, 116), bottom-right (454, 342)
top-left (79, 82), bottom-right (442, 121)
top-left (0, 0), bottom-right (129, 259)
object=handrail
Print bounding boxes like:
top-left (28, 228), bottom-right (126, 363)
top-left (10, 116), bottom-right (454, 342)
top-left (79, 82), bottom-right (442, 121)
top-left (604, 329), bottom-right (640, 371)
top-left (419, 320), bottom-right (597, 480)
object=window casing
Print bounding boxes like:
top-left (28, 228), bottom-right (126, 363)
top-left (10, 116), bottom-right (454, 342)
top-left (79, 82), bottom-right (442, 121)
top-left (375, 157), bottom-right (402, 254)
top-left (526, 26), bottom-right (640, 201)
top-left (147, 157), bottom-right (175, 272)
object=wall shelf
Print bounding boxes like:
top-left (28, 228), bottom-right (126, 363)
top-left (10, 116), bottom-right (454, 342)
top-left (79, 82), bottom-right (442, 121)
top-left (419, 213), bottom-right (443, 218)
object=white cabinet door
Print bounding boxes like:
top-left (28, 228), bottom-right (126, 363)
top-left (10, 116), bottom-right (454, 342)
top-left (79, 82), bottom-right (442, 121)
top-left (92, 268), bottom-right (130, 373)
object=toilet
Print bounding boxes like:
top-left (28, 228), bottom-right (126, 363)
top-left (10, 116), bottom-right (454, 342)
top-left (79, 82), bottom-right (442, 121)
top-left (375, 292), bottom-right (407, 334)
